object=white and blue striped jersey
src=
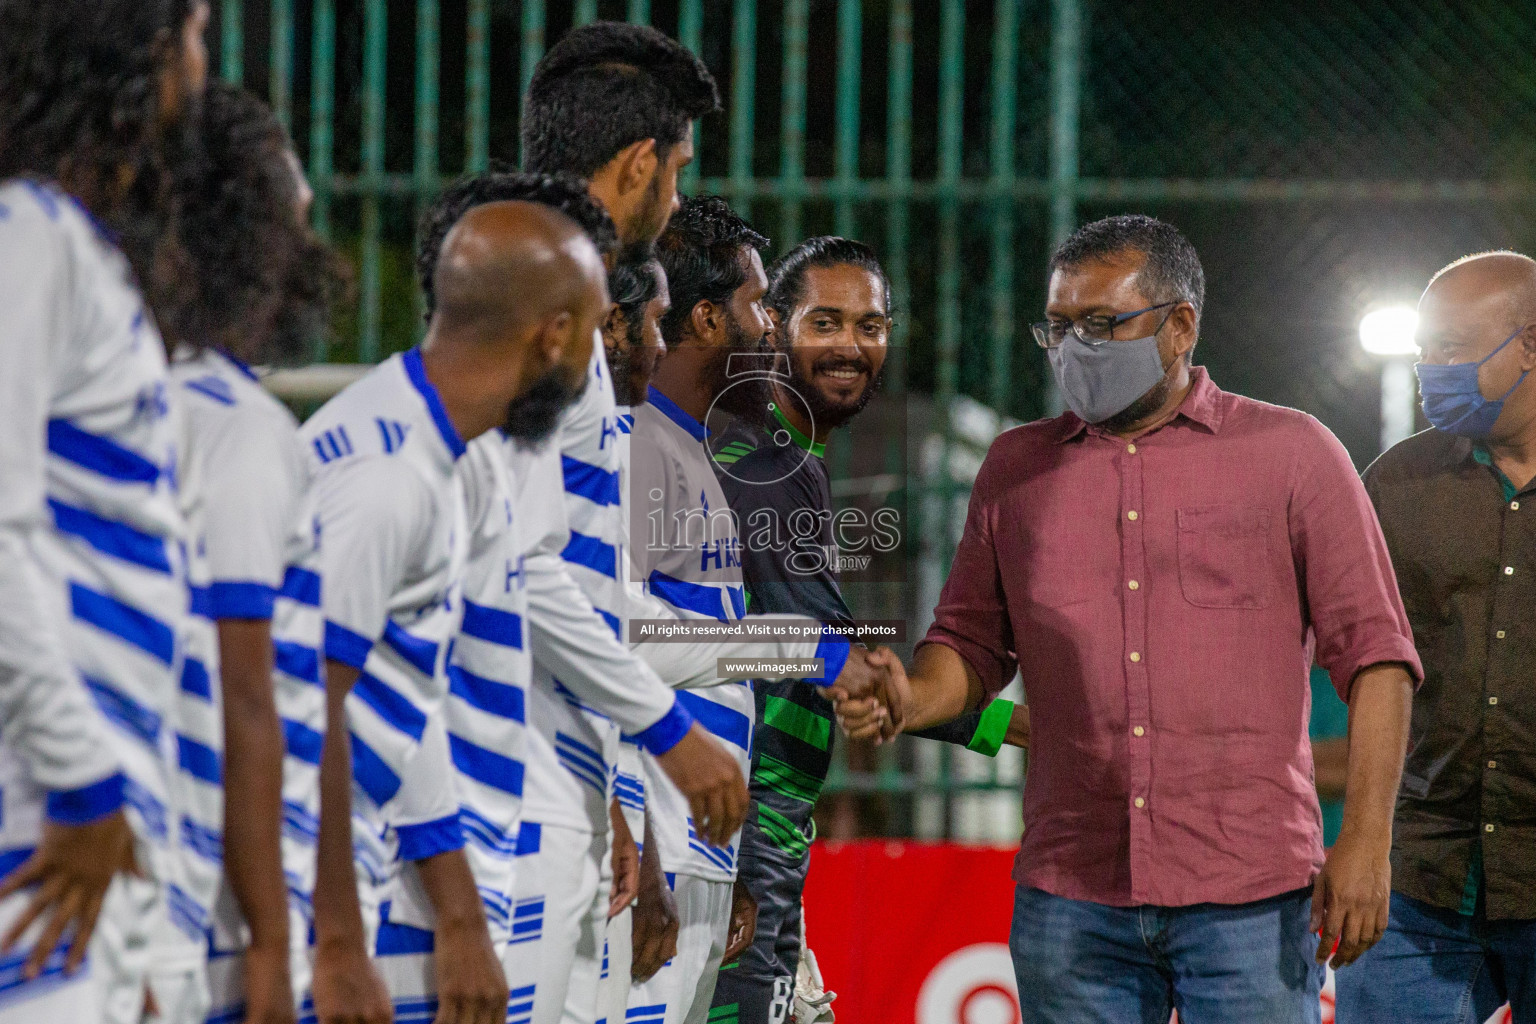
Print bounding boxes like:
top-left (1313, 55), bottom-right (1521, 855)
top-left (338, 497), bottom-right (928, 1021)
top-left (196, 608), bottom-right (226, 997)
top-left (448, 432), bottom-right (529, 948)
top-left (169, 348), bottom-right (320, 957)
top-left (301, 348), bottom-right (468, 932)
top-left (628, 390), bottom-right (850, 882)
top-left (0, 179), bottom-right (183, 887)
top-left (521, 348), bottom-right (629, 835)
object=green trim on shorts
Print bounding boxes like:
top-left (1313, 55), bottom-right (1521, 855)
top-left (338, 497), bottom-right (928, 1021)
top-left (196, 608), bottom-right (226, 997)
top-left (757, 804), bottom-right (810, 859)
top-left (754, 752), bottom-right (824, 804)
top-left (708, 1003), bottom-right (741, 1024)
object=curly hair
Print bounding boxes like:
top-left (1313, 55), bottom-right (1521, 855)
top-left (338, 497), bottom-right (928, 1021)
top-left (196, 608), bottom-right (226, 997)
top-left (766, 236), bottom-right (890, 328)
top-left (523, 22), bottom-right (719, 177)
top-left (0, 0), bottom-right (201, 339)
top-left (416, 167), bottom-right (617, 318)
top-left (654, 195), bottom-right (768, 344)
top-left (609, 253), bottom-right (662, 349)
top-left (169, 84), bottom-right (346, 366)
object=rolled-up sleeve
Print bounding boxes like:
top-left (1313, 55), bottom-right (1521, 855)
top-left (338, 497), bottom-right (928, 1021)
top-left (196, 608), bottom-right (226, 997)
top-left (1289, 416), bottom-right (1423, 703)
top-left (918, 455), bottom-right (1018, 702)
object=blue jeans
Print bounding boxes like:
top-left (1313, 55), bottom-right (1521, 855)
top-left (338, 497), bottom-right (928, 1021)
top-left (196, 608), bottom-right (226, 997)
top-left (1009, 885), bottom-right (1324, 1024)
top-left (1334, 892), bottom-right (1536, 1023)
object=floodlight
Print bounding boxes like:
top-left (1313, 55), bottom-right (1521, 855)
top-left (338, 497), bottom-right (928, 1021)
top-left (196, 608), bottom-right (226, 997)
top-left (1358, 306), bottom-right (1420, 357)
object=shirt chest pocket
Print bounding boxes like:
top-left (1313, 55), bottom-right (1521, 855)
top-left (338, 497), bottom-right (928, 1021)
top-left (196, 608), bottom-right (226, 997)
top-left (1176, 505), bottom-right (1272, 609)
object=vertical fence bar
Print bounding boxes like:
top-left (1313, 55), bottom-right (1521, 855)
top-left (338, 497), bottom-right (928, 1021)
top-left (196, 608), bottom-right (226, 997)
top-left (309, 0), bottom-right (336, 244)
top-left (834, 0), bottom-right (861, 238)
top-left (989, 0), bottom-right (1018, 416)
top-left (677, 0), bottom-right (704, 194)
top-left (519, 0), bottom-right (547, 167)
top-left (416, 0), bottom-right (441, 341)
top-left (728, 0), bottom-right (757, 207)
top-left (1047, 0), bottom-right (1084, 414)
top-left (269, 0), bottom-right (294, 130)
top-left (885, 1), bottom-right (913, 394)
top-left (626, 0), bottom-right (651, 25)
top-left (465, 0), bottom-right (490, 172)
top-left (779, 0), bottom-right (808, 247)
top-left (221, 0), bottom-right (244, 84)
top-left (359, 0), bottom-right (387, 362)
top-left (574, 0), bottom-right (599, 27)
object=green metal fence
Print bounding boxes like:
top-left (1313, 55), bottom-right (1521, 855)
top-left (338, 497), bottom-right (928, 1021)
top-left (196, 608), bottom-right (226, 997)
top-left (219, 0), bottom-right (1536, 838)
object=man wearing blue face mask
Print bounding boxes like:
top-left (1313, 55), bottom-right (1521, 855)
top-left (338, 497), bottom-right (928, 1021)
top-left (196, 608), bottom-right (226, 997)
top-left (1336, 251), bottom-right (1536, 1023)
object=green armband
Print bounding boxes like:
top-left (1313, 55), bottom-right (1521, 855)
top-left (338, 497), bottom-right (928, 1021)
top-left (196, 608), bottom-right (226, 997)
top-left (966, 698), bottom-right (1014, 757)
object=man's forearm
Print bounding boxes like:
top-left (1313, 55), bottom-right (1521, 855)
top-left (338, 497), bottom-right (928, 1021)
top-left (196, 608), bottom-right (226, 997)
top-left (1338, 662), bottom-right (1413, 846)
top-left (903, 643), bottom-right (986, 732)
top-left (313, 660), bottom-right (367, 948)
top-left (414, 847), bottom-right (490, 934)
top-left (217, 620), bottom-right (291, 951)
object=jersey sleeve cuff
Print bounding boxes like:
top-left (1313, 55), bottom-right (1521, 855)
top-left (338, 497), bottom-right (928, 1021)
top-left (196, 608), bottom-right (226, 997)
top-left (628, 696), bottom-right (695, 756)
top-left (324, 620), bottom-right (375, 669)
top-left (46, 772), bottom-right (126, 824)
top-left (209, 581), bottom-right (277, 620)
top-left (395, 812), bottom-right (465, 861)
top-left (805, 630), bottom-right (852, 686)
top-left (966, 699), bottom-right (1015, 758)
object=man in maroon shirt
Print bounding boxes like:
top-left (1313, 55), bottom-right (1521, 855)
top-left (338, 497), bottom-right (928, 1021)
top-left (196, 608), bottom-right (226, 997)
top-left (843, 216), bottom-right (1420, 1022)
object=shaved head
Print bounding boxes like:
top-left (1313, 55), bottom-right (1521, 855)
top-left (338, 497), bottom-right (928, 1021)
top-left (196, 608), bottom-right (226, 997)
top-left (423, 199), bottom-right (608, 446)
top-left (1424, 250), bottom-right (1536, 331)
top-left (433, 199), bottom-right (607, 342)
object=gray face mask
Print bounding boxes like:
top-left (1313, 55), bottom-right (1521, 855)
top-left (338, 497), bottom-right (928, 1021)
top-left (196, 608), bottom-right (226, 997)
top-left (1047, 333), bottom-right (1169, 424)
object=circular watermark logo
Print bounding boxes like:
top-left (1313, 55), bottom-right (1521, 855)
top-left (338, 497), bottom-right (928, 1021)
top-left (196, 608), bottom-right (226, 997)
top-left (916, 944), bottom-right (1020, 1024)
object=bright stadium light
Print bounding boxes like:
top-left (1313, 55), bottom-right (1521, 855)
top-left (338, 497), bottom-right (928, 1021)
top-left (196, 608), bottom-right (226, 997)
top-left (1358, 305), bottom-right (1420, 357)
top-left (1358, 304), bottom-right (1420, 452)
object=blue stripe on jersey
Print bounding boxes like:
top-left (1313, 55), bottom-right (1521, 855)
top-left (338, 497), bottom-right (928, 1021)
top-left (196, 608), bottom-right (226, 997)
top-left (514, 821), bottom-right (541, 856)
top-left (396, 812), bottom-right (464, 861)
top-left (626, 698), bottom-right (693, 757)
top-left (728, 585), bottom-right (746, 619)
top-left (180, 657), bottom-right (213, 700)
top-left (449, 734), bottom-right (524, 797)
top-left (646, 386), bottom-right (709, 440)
top-left (177, 733), bottom-right (222, 784)
top-left (180, 814), bottom-right (222, 863)
top-left (46, 498), bottom-right (171, 572)
top-left (459, 805), bottom-right (516, 859)
top-left (351, 672), bottom-right (427, 741)
top-left (375, 919), bottom-right (435, 956)
top-left (561, 531), bottom-right (618, 579)
top-left (45, 773), bottom-right (126, 825)
top-left (479, 886), bottom-right (511, 927)
top-left (46, 418), bottom-right (161, 483)
top-left (448, 664), bottom-right (525, 722)
top-left (167, 882), bottom-right (209, 940)
top-left (283, 800), bottom-right (319, 844)
top-left (561, 455), bottom-right (621, 507)
top-left (509, 897), bottom-right (544, 944)
top-left (382, 621), bottom-right (438, 676)
top-left (617, 413), bottom-right (634, 434)
top-left (0, 942), bottom-right (74, 1003)
top-left (83, 676), bottom-right (163, 747)
top-left (182, 376), bottom-right (235, 406)
top-left (460, 600), bottom-right (523, 649)
top-left (70, 582), bottom-right (176, 664)
top-left (554, 733), bottom-right (606, 794)
top-left (282, 718), bottom-right (323, 764)
top-left (687, 839), bottom-right (735, 874)
top-left (674, 689), bottom-right (753, 750)
top-left (189, 585), bottom-right (214, 620)
top-left (274, 641), bottom-right (321, 685)
top-left (123, 776), bottom-right (168, 838)
top-left (598, 608), bottom-right (622, 640)
top-left (646, 570), bottom-right (732, 622)
top-left (323, 620), bottom-right (373, 669)
top-left (208, 581), bottom-right (277, 619)
top-left (281, 566), bottom-right (321, 606)
top-left (401, 348), bottom-right (466, 460)
top-left (0, 848), bottom-right (34, 881)
top-left (349, 732), bottom-right (402, 805)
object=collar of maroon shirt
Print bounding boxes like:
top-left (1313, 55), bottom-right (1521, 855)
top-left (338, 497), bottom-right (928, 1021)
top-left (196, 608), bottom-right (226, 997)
top-left (1053, 365), bottom-right (1226, 443)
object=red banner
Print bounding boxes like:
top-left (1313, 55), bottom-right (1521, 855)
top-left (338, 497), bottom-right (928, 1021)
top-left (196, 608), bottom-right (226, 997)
top-left (801, 841), bottom-right (1512, 1024)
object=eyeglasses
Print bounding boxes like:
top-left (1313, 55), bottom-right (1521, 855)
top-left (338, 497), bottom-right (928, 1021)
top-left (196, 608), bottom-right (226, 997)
top-left (1030, 302), bottom-right (1180, 349)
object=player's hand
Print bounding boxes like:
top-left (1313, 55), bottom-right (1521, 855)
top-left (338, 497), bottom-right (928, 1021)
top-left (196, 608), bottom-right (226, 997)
top-left (1310, 828), bottom-right (1391, 969)
top-left (310, 935), bottom-right (392, 1024)
top-left (630, 850), bottom-right (679, 982)
top-left (432, 912), bottom-right (508, 1024)
top-left (608, 800), bottom-right (640, 919)
top-left (653, 724), bottom-right (747, 848)
top-left (722, 879), bottom-right (758, 964)
top-left (0, 810), bottom-right (132, 978)
top-left (1005, 703), bottom-right (1031, 749)
top-left (240, 940), bottom-right (297, 1024)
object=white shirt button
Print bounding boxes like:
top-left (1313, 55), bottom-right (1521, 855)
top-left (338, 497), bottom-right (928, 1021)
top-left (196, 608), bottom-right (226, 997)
top-left (1489, 760), bottom-right (1498, 770)
top-left (1513, 501), bottom-right (1521, 511)
top-left (1127, 444), bottom-right (1138, 454)
top-left (1128, 580), bottom-right (1140, 591)
top-left (1129, 651), bottom-right (1142, 663)
top-left (1497, 630), bottom-right (1507, 640)
top-left (1133, 726), bottom-right (1145, 737)
top-left (1127, 510), bottom-right (1139, 521)
top-left (1505, 566), bottom-right (1515, 576)
top-left (1489, 696), bottom-right (1499, 705)
top-left (1485, 823), bottom-right (1496, 833)
top-left (1134, 797), bottom-right (1146, 809)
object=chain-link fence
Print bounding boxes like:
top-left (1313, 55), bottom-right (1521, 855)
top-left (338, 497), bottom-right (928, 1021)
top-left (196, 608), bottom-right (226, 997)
top-left (225, 0), bottom-right (1536, 838)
